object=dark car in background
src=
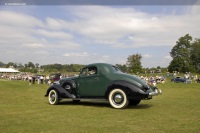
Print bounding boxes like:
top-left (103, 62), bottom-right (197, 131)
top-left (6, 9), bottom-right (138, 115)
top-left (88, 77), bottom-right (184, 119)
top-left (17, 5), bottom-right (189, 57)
top-left (49, 73), bottom-right (61, 83)
top-left (45, 63), bottom-right (162, 109)
top-left (171, 76), bottom-right (191, 83)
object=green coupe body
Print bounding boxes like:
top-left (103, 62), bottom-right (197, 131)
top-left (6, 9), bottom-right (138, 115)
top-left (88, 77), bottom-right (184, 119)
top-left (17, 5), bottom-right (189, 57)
top-left (45, 63), bottom-right (161, 109)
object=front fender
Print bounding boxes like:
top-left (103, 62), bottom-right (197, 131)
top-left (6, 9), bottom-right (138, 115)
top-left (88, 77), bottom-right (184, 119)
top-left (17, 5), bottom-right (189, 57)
top-left (44, 84), bottom-right (74, 99)
top-left (105, 80), bottom-right (148, 99)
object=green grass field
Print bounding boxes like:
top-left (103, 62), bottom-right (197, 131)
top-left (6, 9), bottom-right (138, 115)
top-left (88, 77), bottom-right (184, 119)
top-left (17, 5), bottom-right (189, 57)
top-left (0, 78), bottom-right (200, 133)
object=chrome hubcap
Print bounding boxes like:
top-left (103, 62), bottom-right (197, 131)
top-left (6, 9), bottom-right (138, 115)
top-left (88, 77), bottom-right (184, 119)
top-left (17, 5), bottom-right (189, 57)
top-left (50, 93), bottom-right (55, 102)
top-left (113, 94), bottom-right (123, 104)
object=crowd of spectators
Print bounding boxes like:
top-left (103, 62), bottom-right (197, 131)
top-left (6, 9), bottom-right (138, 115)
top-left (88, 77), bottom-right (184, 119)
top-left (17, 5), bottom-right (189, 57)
top-left (1, 72), bottom-right (199, 85)
top-left (0, 73), bottom-right (78, 85)
top-left (140, 75), bottom-right (166, 86)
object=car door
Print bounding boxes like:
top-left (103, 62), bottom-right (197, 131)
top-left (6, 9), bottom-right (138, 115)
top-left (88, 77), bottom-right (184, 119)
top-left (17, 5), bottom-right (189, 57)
top-left (77, 66), bottom-right (106, 97)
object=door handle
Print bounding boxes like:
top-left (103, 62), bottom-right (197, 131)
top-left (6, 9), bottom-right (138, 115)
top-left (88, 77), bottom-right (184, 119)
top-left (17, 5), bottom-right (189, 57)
top-left (94, 77), bottom-right (99, 80)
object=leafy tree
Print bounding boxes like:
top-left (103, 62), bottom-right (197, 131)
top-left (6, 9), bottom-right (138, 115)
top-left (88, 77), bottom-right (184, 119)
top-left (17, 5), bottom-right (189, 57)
top-left (191, 38), bottom-right (200, 72)
top-left (6, 62), bottom-right (15, 68)
top-left (157, 66), bottom-right (161, 69)
top-left (169, 34), bottom-right (195, 73)
top-left (17, 63), bottom-right (24, 69)
top-left (126, 54), bottom-right (142, 73)
top-left (0, 61), bottom-right (6, 67)
top-left (35, 63), bottom-right (40, 68)
top-left (161, 67), bottom-right (168, 73)
top-left (24, 64), bottom-right (28, 68)
top-left (53, 64), bottom-right (62, 71)
top-left (116, 64), bottom-right (127, 73)
top-left (168, 57), bottom-right (182, 72)
top-left (27, 62), bottom-right (35, 68)
top-left (32, 68), bottom-right (38, 73)
top-left (69, 64), bottom-right (84, 72)
top-left (142, 68), bottom-right (149, 74)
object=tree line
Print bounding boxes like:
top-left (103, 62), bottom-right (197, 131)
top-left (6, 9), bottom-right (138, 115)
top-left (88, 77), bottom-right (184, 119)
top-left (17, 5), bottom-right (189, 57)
top-left (41, 64), bottom-right (84, 73)
top-left (0, 60), bottom-right (167, 74)
top-left (0, 61), bottom-right (84, 73)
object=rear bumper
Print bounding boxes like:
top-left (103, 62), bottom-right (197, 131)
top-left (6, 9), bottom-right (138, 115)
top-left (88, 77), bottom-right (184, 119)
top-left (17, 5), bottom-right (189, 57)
top-left (149, 89), bottom-right (162, 96)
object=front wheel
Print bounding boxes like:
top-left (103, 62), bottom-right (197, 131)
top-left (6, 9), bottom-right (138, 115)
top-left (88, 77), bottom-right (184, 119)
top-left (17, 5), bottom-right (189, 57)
top-left (48, 89), bottom-right (59, 105)
top-left (108, 88), bottom-right (129, 109)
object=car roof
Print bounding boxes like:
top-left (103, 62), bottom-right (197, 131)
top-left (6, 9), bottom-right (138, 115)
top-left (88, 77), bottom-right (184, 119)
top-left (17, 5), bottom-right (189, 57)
top-left (85, 63), bottom-right (113, 67)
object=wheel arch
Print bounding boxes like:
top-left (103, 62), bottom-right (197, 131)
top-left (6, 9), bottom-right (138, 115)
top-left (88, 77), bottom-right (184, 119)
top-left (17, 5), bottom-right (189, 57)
top-left (105, 80), bottom-right (139, 99)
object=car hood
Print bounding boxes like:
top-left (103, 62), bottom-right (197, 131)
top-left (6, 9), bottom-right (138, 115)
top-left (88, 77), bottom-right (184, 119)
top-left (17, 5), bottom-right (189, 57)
top-left (59, 76), bottom-right (78, 84)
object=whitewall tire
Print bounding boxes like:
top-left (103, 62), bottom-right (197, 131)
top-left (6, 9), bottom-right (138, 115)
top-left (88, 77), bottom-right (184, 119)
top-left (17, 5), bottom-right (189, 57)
top-left (108, 88), bottom-right (129, 109)
top-left (48, 90), bottom-right (59, 105)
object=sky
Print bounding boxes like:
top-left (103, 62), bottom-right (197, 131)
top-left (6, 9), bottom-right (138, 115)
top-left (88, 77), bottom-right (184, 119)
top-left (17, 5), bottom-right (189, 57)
top-left (0, 1), bottom-right (200, 68)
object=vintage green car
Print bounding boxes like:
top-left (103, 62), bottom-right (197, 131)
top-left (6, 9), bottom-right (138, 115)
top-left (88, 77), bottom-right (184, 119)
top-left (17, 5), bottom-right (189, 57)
top-left (45, 63), bottom-right (162, 109)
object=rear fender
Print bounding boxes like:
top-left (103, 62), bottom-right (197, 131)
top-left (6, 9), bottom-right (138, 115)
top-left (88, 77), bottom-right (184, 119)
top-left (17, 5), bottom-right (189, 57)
top-left (105, 80), bottom-right (147, 99)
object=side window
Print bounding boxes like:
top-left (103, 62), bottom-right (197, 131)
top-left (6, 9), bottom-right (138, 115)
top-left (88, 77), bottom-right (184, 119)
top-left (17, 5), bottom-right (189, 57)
top-left (88, 67), bottom-right (97, 75)
top-left (80, 67), bottom-right (97, 76)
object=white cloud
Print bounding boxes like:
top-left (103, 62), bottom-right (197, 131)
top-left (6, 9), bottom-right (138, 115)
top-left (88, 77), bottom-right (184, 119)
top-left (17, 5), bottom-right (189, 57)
top-left (101, 55), bottom-right (110, 62)
top-left (23, 43), bottom-right (45, 48)
top-left (164, 55), bottom-right (172, 60)
top-left (143, 54), bottom-right (152, 58)
top-left (52, 41), bottom-right (80, 49)
top-left (61, 6), bottom-right (200, 48)
top-left (46, 17), bottom-right (67, 30)
top-left (36, 29), bottom-right (73, 39)
top-left (0, 25), bottom-right (38, 45)
top-left (0, 11), bottom-right (43, 28)
top-left (0, 10), bottom-right (80, 48)
top-left (63, 52), bottom-right (89, 57)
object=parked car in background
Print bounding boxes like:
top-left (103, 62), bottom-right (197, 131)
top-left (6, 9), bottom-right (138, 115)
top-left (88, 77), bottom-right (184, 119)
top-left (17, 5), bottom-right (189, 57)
top-left (49, 73), bottom-right (61, 83)
top-left (45, 63), bottom-right (162, 109)
top-left (171, 76), bottom-right (191, 83)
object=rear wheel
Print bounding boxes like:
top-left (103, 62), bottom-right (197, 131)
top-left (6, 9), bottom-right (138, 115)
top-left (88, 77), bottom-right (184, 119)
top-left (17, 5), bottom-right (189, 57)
top-left (48, 89), bottom-right (59, 105)
top-left (108, 88), bottom-right (129, 109)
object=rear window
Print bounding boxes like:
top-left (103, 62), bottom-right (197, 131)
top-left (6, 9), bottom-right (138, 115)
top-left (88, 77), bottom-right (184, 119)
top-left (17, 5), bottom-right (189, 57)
top-left (112, 66), bottom-right (122, 72)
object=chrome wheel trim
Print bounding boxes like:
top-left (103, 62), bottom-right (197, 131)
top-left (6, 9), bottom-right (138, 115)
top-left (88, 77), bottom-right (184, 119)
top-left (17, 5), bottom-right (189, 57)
top-left (113, 93), bottom-right (124, 105)
top-left (48, 90), bottom-right (58, 105)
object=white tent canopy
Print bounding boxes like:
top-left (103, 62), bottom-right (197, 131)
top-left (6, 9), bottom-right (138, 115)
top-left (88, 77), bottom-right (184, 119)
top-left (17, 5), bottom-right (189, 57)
top-left (0, 68), bottom-right (19, 73)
